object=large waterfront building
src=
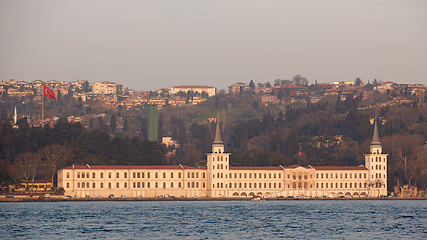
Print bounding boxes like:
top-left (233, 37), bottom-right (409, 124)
top-left (57, 121), bottom-right (387, 198)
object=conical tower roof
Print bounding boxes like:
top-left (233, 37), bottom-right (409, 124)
top-left (213, 118), bottom-right (223, 145)
top-left (371, 118), bottom-right (381, 146)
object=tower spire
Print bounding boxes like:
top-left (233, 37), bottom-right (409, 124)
top-left (371, 118), bottom-right (381, 146)
top-left (213, 116), bottom-right (223, 145)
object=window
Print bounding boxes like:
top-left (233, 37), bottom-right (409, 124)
top-left (155, 172), bottom-right (158, 178)
top-left (116, 182), bottom-right (119, 188)
top-left (124, 182), bottom-right (127, 188)
top-left (124, 172), bottom-right (127, 178)
top-left (92, 173), bottom-right (95, 178)
top-left (171, 172), bottom-right (174, 178)
top-left (193, 182), bottom-right (196, 188)
top-left (142, 182), bottom-right (145, 188)
top-left (244, 183), bottom-right (247, 188)
top-left (109, 173), bottom-right (111, 178)
top-left (147, 182), bottom-right (150, 188)
top-left (321, 173), bottom-right (323, 179)
top-left (100, 173), bottom-right (103, 178)
top-left (249, 173), bottom-right (252, 178)
top-left (147, 172), bottom-right (150, 178)
top-left (278, 174), bottom-right (281, 178)
top-left (203, 183), bottom-right (205, 188)
top-left (108, 182), bottom-right (111, 189)
top-left (133, 182), bottom-right (136, 188)
top-left (364, 173), bottom-right (366, 178)
top-left (345, 183), bottom-right (347, 188)
top-left (142, 172), bottom-right (145, 178)
top-left (171, 182), bottom-right (174, 188)
top-left (178, 173), bottom-right (181, 178)
top-left (244, 173), bottom-right (247, 178)
top-left (133, 172), bottom-right (136, 178)
top-left (67, 173), bottom-right (70, 178)
top-left (92, 182), bottom-right (95, 188)
top-left (77, 182), bottom-right (80, 188)
top-left (155, 182), bottom-right (158, 188)
top-left (188, 182), bottom-right (191, 188)
top-left (116, 173), bottom-right (120, 178)
top-left (137, 182), bottom-right (140, 188)
top-left (87, 173), bottom-right (89, 178)
top-left (66, 182), bottom-right (70, 188)
top-left (192, 172), bottom-right (195, 178)
top-left (326, 183), bottom-right (328, 188)
top-left (137, 172), bottom-right (140, 178)
top-left (326, 173), bottom-right (328, 179)
top-left (269, 174), bottom-right (272, 179)
top-left (304, 175), bottom-right (307, 180)
top-left (202, 173), bottom-right (205, 178)
top-left (163, 182), bottom-right (166, 189)
top-left (278, 183), bottom-right (281, 188)
top-left (100, 182), bottom-right (103, 188)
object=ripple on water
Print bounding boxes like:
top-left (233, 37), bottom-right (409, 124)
top-left (0, 200), bottom-right (426, 239)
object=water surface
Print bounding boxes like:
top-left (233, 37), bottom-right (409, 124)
top-left (1, 200), bottom-right (426, 239)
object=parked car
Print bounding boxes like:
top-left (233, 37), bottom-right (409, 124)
top-left (39, 194), bottom-right (51, 198)
top-left (62, 195), bottom-right (72, 199)
top-left (108, 194), bottom-right (115, 198)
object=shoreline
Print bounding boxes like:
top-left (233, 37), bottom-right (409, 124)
top-left (1, 196), bottom-right (426, 202)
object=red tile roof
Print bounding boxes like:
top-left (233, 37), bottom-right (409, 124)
top-left (62, 165), bottom-right (206, 170)
top-left (311, 165), bottom-right (368, 171)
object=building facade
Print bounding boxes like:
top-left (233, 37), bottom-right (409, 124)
top-left (170, 85), bottom-right (216, 97)
top-left (58, 121), bottom-right (387, 198)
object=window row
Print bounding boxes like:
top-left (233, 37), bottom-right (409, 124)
top-left (69, 171), bottom-right (206, 180)
top-left (132, 181), bottom-right (205, 189)
top-left (371, 165), bottom-right (386, 170)
top-left (212, 156), bottom-right (228, 161)
top-left (229, 173), bottom-right (282, 179)
top-left (316, 173), bottom-right (367, 179)
top-left (71, 182), bottom-right (127, 189)
top-left (69, 181), bottom-right (206, 189)
top-left (316, 182), bottom-right (367, 189)
top-left (371, 156), bottom-right (386, 162)
top-left (212, 182), bottom-right (282, 189)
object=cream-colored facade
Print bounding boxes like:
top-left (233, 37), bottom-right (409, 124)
top-left (58, 121), bottom-right (387, 198)
top-left (170, 85), bottom-right (216, 97)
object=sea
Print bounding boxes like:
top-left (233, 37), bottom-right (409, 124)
top-left (0, 200), bottom-right (426, 239)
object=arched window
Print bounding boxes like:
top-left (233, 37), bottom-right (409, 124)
top-left (66, 182), bottom-right (70, 188)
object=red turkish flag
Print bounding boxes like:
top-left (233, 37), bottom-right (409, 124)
top-left (299, 151), bottom-right (305, 158)
top-left (43, 84), bottom-right (56, 101)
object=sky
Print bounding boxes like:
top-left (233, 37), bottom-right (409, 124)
top-left (1, 0), bottom-right (426, 92)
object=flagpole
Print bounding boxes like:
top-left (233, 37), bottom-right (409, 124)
top-left (41, 86), bottom-right (44, 127)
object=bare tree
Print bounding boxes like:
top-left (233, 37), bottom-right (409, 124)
top-left (11, 152), bottom-right (34, 190)
top-left (42, 144), bottom-right (73, 187)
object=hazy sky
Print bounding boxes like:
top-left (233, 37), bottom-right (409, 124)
top-left (1, 0), bottom-right (426, 91)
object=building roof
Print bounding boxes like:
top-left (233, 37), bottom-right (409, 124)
top-left (371, 118), bottom-right (381, 146)
top-left (229, 166), bottom-right (284, 171)
top-left (62, 165), bottom-right (205, 170)
top-left (311, 165), bottom-right (368, 171)
top-left (171, 85), bottom-right (214, 89)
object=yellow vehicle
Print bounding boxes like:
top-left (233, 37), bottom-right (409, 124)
top-left (9, 181), bottom-right (53, 192)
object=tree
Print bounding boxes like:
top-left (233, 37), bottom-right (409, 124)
top-left (249, 80), bottom-right (255, 90)
top-left (355, 78), bottom-right (363, 86)
top-left (110, 114), bottom-right (117, 133)
top-left (42, 144), bottom-right (73, 187)
top-left (293, 75), bottom-right (308, 85)
top-left (123, 117), bottom-right (129, 132)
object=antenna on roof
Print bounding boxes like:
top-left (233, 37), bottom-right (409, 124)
top-left (86, 164), bottom-right (91, 169)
